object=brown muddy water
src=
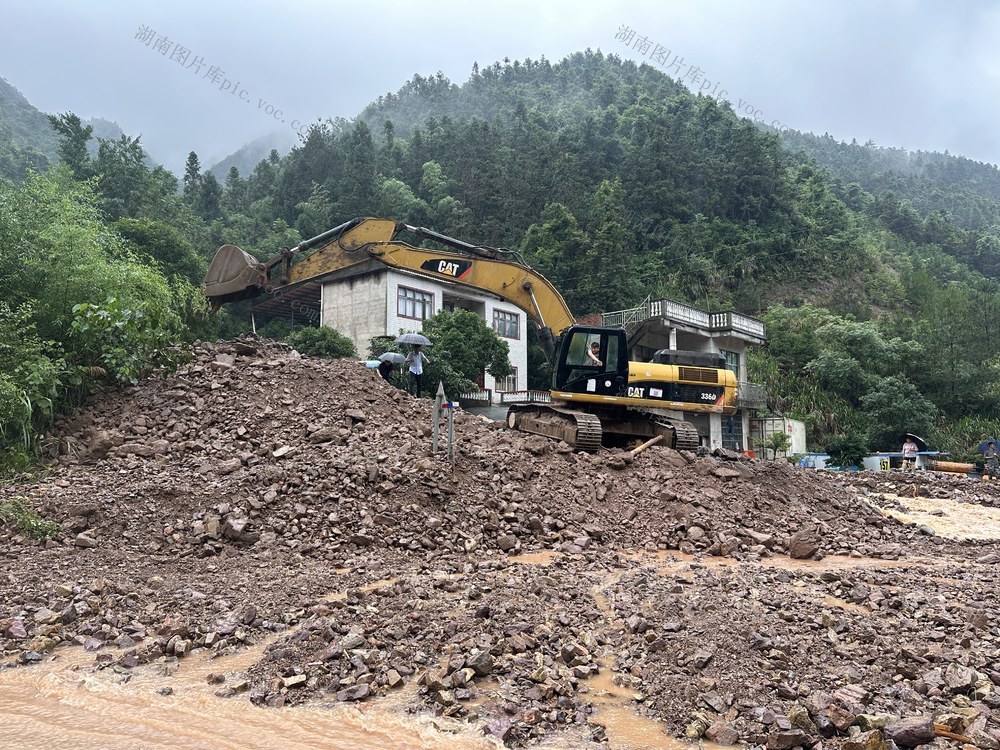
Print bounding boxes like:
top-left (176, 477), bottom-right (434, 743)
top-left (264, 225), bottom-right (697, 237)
top-left (0, 645), bottom-right (499, 750)
top-left (0, 639), bottom-right (712, 750)
top-left (880, 492), bottom-right (1000, 540)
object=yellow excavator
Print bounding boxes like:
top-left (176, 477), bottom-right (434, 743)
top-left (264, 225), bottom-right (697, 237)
top-left (203, 217), bottom-right (736, 451)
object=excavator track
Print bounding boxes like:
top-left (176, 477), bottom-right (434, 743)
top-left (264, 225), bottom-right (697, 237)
top-left (652, 416), bottom-right (701, 451)
top-left (507, 404), bottom-right (603, 452)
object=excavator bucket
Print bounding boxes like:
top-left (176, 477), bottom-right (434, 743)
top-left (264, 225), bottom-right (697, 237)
top-left (203, 244), bottom-right (269, 308)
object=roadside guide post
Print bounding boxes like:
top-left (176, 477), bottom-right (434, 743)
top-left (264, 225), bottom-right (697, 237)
top-left (432, 381), bottom-right (454, 460)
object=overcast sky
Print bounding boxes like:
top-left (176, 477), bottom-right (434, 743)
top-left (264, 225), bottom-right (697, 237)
top-left (4, 0), bottom-right (999, 174)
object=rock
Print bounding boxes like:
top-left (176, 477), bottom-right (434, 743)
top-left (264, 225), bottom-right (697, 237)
top-left (843, 729), bottom-right (887, 750)
top-left (767, 729), bottom-right (810, 749)
top-left (945, 664), bottom-right (977, 693)
top-left (705, 721), bottom-right (740, 745)
top-left (857, 714), bottom-right (893, 731)
top-left (788, 704), bottom-right (818, 734)
top-left (118, 443), bottom-right (155, 458)
top-left (496, 535), bottom-right (518, 552)
top-left (885, 716), bottom-right (935, 747)
top-left (386, 669), bottom-right (403, 689)
top-left (336, 684), bottom-right (370, 701)
top-left (282, 674), bottom-right (307, 688)
top-left (215, 458), bottom-right (243, 475)
top-left (307, 427), bottom-right (339, 444)
top-left (74, 533), bottom-right (98, 548)
top-left (86, 430), bottom-right (117, 460)
top-left (483, 718), bottom-right (514, 741)
top-left (827, 704), bottom-right (858, 731)
top-left (968, 729), bottom-right (1000, 750)
top-left (467, 650), bottom-right (494, 676)
top-left (789, 528), bottom-right (821, 559)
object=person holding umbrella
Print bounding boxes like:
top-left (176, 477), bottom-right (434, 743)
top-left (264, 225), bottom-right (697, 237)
top-left (985, 441), bottom-right (999, 481)
top-left (403, 344), bottom-right (430, 397)
top-left (901, 435), bottom-right (918, 471)
top-left (376, 351), bottom-right (405, 383)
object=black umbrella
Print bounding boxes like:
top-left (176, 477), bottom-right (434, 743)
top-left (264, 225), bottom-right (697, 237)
top-left (395, 333), bottom-right (432, 346)
top-left (902, 433), bottom-right (928, 451)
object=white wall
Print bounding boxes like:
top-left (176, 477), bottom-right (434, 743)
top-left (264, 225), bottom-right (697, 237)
top-left (482, 299), bottom-right (528, 394)
top-left (751, 416), bottom-right (808, 455)
top-left (320, 273), bottom-right (388, 357)
top-left (321, 269), bottom-right (527, 397)
top-left (385, 270), bottom-right (440, 338)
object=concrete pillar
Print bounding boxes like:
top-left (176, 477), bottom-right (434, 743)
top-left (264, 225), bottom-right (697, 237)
top-left (709, 414), bottom-right (722, 449)
top-left (669, 327), bottom-right (677, 349)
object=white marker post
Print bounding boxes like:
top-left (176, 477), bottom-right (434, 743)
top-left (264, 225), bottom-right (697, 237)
top-left (432, 381), bottom-right (454, 460)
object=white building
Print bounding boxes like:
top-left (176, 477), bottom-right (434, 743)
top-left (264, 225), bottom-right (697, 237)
top-left (249, 260), bottom-right (528, 399)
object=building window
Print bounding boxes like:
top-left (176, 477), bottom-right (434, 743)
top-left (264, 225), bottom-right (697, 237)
top-left (721, 349), bottom-right (740, 377)
top-left (495, 367), bottom-right (518, 392)
top-left (493, 310), bottom-right (519, 339)
top-left (398, 286), bottom-right (434, 320)
top-left (722, 414), bottom-right (744, 451)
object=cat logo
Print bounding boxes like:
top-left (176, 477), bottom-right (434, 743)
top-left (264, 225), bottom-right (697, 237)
top-left (420, 258), bottom-right (473, 279)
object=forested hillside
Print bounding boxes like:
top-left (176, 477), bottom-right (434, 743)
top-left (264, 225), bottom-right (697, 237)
top-left (3, 50), bottom-right (1000, 466)
top-left (781, 130), bottom-right (1000, 232)
top-left (207, 130), bottom-right (297, 182)
top-left (0, 77), bottom-right (55, 180)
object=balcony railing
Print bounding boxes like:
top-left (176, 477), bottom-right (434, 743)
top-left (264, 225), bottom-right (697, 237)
top-left (458, 388), bottom-right (492, 406)
top-left (603, 297), bottom-right (766, 341)
top-left (710, 312), bottom-right (767, 339)
top-left (498, 390), bottom-right (552, 404)
top-left (650, 299), bottom-right (711, 328)
top-left (737, 381), bottom-right (768, 410)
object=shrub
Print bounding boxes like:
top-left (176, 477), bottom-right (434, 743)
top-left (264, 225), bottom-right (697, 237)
top-left (0, 498), bottom-right (60, 539)
top-left (286, 326), bottom-right (357, 359)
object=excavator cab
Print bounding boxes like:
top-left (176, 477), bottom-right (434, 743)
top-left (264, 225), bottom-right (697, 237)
top-left (552, 326), bottom-right (629, 397)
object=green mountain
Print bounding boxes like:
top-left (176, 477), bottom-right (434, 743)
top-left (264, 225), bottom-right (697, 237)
top-left (0, 77), bottom-right (56, 179)
top-left (0, 77), bottom-right (162, 182)
top-left (207, 130), bottom-right (298, 182)
top-left (780, 130), bottom-right (1000, 232)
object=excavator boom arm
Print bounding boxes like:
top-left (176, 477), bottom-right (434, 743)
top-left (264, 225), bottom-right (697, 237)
top-left (203, 217), bottom-right (576, 361)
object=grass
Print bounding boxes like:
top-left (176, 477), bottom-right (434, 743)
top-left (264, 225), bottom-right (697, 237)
top-left (0, 498), bottom-right (60, 539)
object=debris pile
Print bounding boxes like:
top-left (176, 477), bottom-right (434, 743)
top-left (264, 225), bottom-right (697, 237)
top-left (2, 337), bottom-right (999, 748)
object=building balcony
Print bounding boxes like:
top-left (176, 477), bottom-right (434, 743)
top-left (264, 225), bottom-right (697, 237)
top-left (602, 297), bottom-right (767, 345)
top-left (737, 381), bottom-right (768, 410)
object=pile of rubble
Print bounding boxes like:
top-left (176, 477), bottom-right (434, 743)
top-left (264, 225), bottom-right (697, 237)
top-left (2, 337), bottom-right (1000, 748)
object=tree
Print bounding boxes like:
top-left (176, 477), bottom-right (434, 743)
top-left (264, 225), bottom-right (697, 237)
top-left (92, 134), bottom-right (149, 220)
top-left (519, 203), bottom-right (593, 315)
top-left (47, 113), bottom-right (92, 179)
top-left (294, 183), bottom-right (334, 238)
top-left (825, 433), bottom-right (868, 469)
top-left (421, 310), bottom-right (512, 385)
top-left (195, 172), bottom-right (223, 220)
top-left (860, 375), bottom-right (936, 451)
top-left (764, 431), bottom-right (792, 460)
top-left (114, 217), bottom-right (205, 283)
top-left (183, 151), bottom-right (202, 201)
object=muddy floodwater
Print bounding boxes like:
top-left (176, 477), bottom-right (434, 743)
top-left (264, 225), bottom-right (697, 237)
top-left (0, 661), bottom-right (495, 749)
top-left (0, 648), bottom-right (721, 750)
top-left (880, 492), bottom-right (1000, 540)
